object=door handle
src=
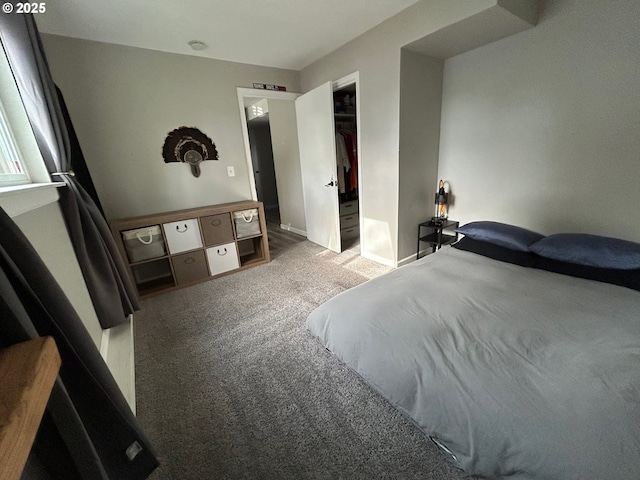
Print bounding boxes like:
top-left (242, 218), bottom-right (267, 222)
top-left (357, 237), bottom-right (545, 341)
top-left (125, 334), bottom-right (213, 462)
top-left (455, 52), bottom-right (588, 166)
top-left (325, 176), bottom-right (336, 187)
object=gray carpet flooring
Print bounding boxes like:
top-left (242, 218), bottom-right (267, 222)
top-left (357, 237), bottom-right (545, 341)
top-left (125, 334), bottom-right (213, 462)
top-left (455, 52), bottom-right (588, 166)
top-left (134, 235), bottom-right (469, 479)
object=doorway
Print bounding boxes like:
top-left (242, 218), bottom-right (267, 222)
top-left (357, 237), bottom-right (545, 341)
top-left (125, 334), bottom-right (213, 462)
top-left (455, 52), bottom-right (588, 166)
top-left (246, 112), bottom-right (280, 225)
top-left (237, 74), bottom-right (362, 255)
top-left (237, 88), bottom-right (306, 238)
top-left (294, 72), bottom-right (362, 254)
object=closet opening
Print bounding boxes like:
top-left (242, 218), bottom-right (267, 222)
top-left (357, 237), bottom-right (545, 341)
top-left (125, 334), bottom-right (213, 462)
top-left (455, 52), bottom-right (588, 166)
top-left (334, 83), bottom-right (360, 251)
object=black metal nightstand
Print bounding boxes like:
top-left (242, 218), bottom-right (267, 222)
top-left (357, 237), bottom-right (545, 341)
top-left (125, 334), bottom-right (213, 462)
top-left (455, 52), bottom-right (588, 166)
top-left (416, 219), bottom-right (459, 259)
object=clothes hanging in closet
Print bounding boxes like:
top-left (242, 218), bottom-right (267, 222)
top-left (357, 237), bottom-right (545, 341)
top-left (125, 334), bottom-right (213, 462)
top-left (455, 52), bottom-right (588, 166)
top-left (342, 131), bottom-right (358, 191)
top-left (336, 130), bottom-right (358, 197)
top-left (335, 133), bottom-right (350, 194)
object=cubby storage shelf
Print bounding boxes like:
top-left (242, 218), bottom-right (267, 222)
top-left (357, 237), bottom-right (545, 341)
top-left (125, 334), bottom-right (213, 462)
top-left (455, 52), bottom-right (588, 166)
top-left (110, 200), bottom-right (270, 300)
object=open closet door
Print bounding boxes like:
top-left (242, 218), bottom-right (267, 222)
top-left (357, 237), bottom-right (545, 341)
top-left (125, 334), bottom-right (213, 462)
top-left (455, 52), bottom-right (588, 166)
top-left (295, 81), bottom-right (341, 252)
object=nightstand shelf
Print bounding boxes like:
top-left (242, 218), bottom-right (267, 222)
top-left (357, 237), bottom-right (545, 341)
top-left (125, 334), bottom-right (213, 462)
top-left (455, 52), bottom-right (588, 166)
top-left (417, 219), bottom-right (459, 259)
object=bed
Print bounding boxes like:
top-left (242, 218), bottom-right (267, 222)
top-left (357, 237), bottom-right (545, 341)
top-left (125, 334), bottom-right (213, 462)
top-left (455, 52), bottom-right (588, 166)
top-left (306, 223), bottom-right (640, 479)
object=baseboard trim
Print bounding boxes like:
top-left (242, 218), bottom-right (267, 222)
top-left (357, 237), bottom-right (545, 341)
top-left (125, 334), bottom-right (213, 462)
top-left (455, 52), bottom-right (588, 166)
top-left (361, 250), bottom-right (396, 268)
top-left (397, 252), bottom-right (421, 267)
top-left (279, 224), bottom-right (307, 237)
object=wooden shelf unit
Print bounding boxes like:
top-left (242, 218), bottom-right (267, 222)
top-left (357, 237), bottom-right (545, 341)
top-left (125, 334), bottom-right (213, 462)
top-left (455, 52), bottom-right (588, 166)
top-left (110, 200), bottom-right (271, 299)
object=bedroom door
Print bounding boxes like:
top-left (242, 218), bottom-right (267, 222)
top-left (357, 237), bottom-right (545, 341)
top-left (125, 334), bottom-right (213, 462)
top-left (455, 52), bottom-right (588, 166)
top-left (295, 81), bottom-right (341, 252)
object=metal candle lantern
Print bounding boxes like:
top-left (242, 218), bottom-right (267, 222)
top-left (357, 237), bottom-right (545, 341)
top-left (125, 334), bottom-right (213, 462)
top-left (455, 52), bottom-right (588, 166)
top-left (433, 179), bottom-right (448, 224)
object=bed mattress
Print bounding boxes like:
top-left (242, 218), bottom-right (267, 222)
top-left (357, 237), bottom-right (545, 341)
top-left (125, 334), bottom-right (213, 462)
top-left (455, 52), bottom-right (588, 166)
top-left (307, 246), bottom-right (640, 479)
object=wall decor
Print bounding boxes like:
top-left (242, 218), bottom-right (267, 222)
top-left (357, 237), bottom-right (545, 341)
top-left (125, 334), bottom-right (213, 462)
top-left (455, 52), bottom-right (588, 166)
top-left (252, 83), bottom-right (287, 91)
top-left (162, 126), bottom-right (219, 177)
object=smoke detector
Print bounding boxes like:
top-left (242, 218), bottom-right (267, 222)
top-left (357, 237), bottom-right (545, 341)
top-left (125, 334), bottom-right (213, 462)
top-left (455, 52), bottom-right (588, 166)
top-left (188, 40), bottom-right (207, 51)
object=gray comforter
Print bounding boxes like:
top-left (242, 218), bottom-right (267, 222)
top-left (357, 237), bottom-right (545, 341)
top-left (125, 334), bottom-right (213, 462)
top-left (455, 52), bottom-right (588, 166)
top-left (307, 246), bottom-right (640, 479)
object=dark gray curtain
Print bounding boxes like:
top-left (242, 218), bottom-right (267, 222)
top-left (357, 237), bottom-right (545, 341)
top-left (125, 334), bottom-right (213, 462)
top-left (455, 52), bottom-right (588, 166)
top-left (0, 207), bottom-right (158, 479)
top-left (0, 7), bottom-right (158, 479)
top-left (0, 5), bottom-right (138, 329)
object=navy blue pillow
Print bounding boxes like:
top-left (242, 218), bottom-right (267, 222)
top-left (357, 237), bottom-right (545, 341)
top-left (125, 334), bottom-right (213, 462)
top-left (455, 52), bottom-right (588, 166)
top-left (529, 233), bottom-right (640, 270)
top-left (456, 221), bottom-right (544, 252)
top-left (534, 256), bottom-right (640, 292)
top-left (452, 237), bottom-right (537, 267)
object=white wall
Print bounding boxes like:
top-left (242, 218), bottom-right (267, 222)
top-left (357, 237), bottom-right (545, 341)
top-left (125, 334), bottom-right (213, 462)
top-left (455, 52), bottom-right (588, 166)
top-left (41, 34), bottom-right (300, 220)
top-left (13, 202), bottom-right (103, 346)
top-left (299, 0), bottom-right (500, 265)
top-left (398, 50), bottom-right (444, 264)
top-left (267, 99), bottom-right (306, 234)
top-left (40, 1), bottom-right (541, 265)
top-left (438, 0), bottom-right (640, 241)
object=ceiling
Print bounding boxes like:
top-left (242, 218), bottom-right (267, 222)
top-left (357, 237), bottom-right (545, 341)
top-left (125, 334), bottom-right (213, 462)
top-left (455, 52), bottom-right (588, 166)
top-left (35, 0), bottom-right (420, 70)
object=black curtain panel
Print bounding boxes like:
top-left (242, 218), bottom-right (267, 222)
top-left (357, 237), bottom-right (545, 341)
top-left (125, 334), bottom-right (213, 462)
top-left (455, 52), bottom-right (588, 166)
top-left (56, 84), bottom-right (105, 216)
top-left (0, 207), bottom-right (159, 479)
top-left (0, 7), bottom-right (138, 329)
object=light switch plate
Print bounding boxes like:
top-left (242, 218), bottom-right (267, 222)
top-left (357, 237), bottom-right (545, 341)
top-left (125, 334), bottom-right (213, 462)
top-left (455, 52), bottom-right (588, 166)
top-left (227, 166), bottom-right (235, 177)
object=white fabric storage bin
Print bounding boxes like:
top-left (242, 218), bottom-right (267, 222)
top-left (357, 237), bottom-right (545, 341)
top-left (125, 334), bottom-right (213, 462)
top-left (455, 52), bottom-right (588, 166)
top-left (206, 242), bottom-right (239, 276)
top-left (233, 208), bottom-right (261, 238)
top-left (163, 218), bottom-right (202, 254)
top-left (122, 225), bottom-right (166, 263)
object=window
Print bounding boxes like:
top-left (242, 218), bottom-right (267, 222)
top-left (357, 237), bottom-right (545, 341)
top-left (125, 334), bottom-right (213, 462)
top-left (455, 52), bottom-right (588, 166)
top-left (0, 42), bottom-right (49, 189)
top-left (0, 43), bottom-right (58, 217)
top-left (0, 99), bottom-right (30, 186)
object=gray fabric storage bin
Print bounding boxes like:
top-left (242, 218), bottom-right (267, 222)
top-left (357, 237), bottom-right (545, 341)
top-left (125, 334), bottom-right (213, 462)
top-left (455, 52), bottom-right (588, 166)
top-left (122, 225), bottom-right (166, 263)
top-left (233, 208), bottom-right (261, 238)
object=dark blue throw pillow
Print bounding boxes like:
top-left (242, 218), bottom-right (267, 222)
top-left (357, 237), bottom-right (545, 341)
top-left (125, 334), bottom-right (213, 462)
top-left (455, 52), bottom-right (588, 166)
top-left (456, 221), bottom-right (544, 252)
top-left (452, 237), bottom-right (537, 267)
top-left (529, 233), bottom-right (640, 270)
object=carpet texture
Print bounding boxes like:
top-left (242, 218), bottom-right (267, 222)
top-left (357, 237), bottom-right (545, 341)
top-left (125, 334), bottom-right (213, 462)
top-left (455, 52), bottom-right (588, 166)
top-left (134, 238), bottom-right (470, 479)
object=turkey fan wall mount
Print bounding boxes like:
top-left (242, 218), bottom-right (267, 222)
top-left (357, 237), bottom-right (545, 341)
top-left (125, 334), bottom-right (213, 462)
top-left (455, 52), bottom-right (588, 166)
top-left (162, 126), bottom-right (219, 177)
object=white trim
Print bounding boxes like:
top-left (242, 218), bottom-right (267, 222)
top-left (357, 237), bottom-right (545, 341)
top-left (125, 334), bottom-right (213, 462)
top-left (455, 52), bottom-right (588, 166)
top-left (236, 88), bottom-right (301, 201)
top-left (100, 314), bottom-right (136, 415)
top-left (128, 315), bottom-right (136, 416)
top-left (100, 326), bottom-right (110, 361)
top-left (279, 223), bottom-right (306, 237)
top-left (0, 98), bottom-right (30, 186)
top-left (397, 252), bottom-right (419, 267)
top-left (0, 182), bottom-right (63, 218)
top-left (331, 72), bottom-right (359, 91)
top-left (361, 250), bottom-right (397, 268)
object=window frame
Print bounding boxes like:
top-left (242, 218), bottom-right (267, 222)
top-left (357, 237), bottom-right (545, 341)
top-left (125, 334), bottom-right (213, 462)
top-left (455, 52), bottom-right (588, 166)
top-left (0, 42), bottom-right (60, 217)
top-left (0, 97), bottom-right (30, 186)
